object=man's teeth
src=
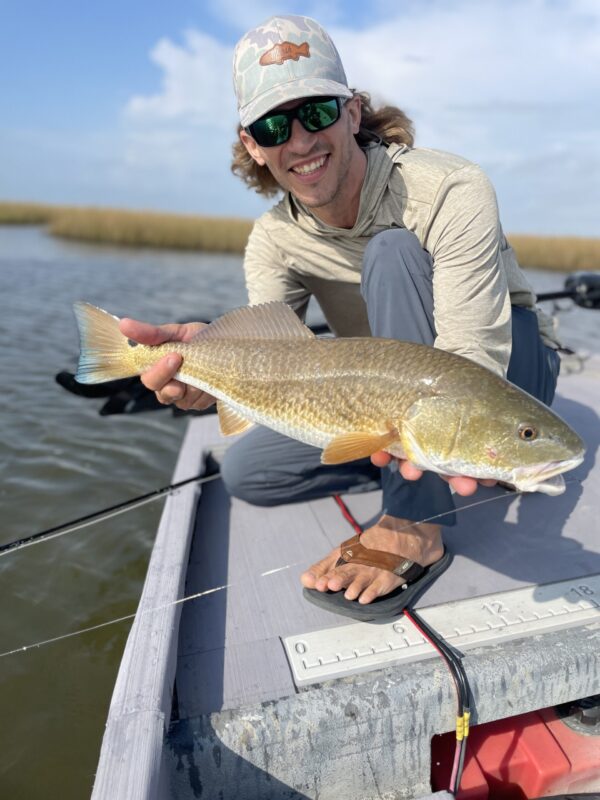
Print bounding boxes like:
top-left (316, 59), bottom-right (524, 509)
top-left (292, 156), bottom-right (326, 175)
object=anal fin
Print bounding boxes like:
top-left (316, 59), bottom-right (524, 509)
top-left (321, 429), bottom-right (399, 465)
top-left (217, 401), bottom-right (254, 436)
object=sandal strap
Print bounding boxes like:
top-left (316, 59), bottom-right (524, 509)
top-left (336, 534), bottom-right (425, 580)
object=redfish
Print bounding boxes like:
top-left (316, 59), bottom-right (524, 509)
top-left (74, 301), bottom-right (584, 495)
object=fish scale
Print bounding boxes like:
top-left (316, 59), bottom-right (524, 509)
top-left (170, 339), bottom-right (425, 441)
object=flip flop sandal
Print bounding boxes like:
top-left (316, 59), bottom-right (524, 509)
top-left (303, 534), bottom-right (453, 622)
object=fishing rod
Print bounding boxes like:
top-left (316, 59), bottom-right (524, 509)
top-left (536, 271), bottom-right (600, 308)
top-left (5, 469), bottom-right (542, 560)
top-left (0, 471), bottom-right (220, 558)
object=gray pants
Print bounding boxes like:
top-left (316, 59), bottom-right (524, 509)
top-left (221, 229), bottom-right (560, 527)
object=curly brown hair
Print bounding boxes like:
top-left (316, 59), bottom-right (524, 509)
top-left (230, 91), bottom-right (415, 198)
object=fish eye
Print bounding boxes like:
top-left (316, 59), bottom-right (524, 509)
top-left (127, 339), bottom-right (138, 348)
top-left (518, 424), bottom-right (538, 441)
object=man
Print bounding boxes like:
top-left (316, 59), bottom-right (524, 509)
top-left (120, 15), bottom-right (560, 620)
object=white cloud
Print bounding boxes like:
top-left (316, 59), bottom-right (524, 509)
top-left (114, 0), bottom-right (600, 233)
top-left (126, 30), bottom-right (237, 126)
top-left (331, 2), bottom-right (599, 120)
top-left (330, 1), bottom-right (600, 234)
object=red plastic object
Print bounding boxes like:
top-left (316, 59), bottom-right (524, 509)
top-left (431, 707), bottom-right (600, 798)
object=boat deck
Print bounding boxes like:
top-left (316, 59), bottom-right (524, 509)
top-left (92, 357), bottom-right (600, 800)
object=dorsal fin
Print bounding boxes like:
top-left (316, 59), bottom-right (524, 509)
top-left (191, 302), bottom-right (315, 341)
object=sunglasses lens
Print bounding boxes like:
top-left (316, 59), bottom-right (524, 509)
top-left (249, 115), bottom-right (290, 147)
top-left (298, 98), bottom-right (340, 131)
top-left (248, 97), bottom-right (342, 147)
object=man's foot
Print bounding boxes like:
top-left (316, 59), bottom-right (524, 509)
top-left (300, 514), bottom-right (444, 605)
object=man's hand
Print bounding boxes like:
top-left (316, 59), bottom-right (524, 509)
top-left (118, 318), bottom-right (216, 412)
top-left (370, 451), bottom-right (497, 496)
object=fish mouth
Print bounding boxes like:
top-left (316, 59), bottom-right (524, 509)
top-left (510, 454), bottom-right (585, 496)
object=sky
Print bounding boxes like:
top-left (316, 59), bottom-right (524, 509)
top-left (1, 0), bottom-right (599, 236)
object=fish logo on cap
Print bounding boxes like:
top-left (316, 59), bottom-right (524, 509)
top-left (259, 41), bottom-right (310, 66)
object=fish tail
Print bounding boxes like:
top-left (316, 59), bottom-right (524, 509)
top-left (73, 302), bottom-right (138, 383)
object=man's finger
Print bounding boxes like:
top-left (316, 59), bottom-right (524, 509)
top-left (446, 475), bottom-right (479, 496)
top-left (399, 461), bottom-right (424, 481)
top-left (119, 318), bottom-right (191, 347)
top-left (370, 451), bottom-right (391, 467)
top-left (140, 354), bottom-right (183, 392)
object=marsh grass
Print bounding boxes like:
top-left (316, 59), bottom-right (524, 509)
top-left (508, 234), bottom-right (600, 272)
top-left (48, 207), bottom-right (253, 254)
top-left (0, 201), bottom-right (598, 267)
top-left (0, 202), bottom-right (59, 224)
top-left (0, 202), bottom-right (252, 254)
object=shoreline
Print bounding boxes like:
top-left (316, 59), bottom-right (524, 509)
top-left (1, 201), bottom-right (598, 270)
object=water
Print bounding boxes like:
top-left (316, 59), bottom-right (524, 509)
top-left (0, 226), bottom-right (597, 799)
top-left (0, 226), bottom-right (249, 799)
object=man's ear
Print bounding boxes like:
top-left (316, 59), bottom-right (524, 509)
top-left (345, 94), bottom-right (362, 136)
top-left (239, 129), bottom-right (266, 166)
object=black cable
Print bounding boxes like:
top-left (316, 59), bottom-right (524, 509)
top-left (332, 494), bottom-right (472, 795)
top-left (407, 608), bottom-right (471, 794)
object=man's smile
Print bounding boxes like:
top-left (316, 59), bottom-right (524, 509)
top-left (290, 154), bottom-right (329, 178)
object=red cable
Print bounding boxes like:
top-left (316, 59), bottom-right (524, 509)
top-left (333, 494), bottom-right (364, 536)
top-left (332, 492), bottom-right (465, 795)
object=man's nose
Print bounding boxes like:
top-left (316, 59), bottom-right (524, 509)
top-left (286, 118), bottom-right (317, 152)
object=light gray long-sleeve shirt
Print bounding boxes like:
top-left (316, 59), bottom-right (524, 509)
top-left (243, 142), bottom-right (557, 377)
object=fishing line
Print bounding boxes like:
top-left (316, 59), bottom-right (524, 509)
top-left (385, 477), bottom-right (582, 530)
top-left (0, 479), bottom-right (527, 658)
top-left (0, 477), bottom-right (581, 659)
top-left (0, 472), bottom-right (221, 558)
top-left (0, 561), bottom-right (300, 660)
top-left (0, 582), bottom-right (233, 660)
top-left (0, 466), bottom-right (551, 559)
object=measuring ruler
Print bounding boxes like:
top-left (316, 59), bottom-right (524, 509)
top-left (283, 575), bottom-right (600, 687)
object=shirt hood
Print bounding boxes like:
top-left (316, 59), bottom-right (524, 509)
top-left (287, 142), bottom-right (408, 238)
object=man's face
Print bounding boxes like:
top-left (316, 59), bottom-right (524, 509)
top-left (240, 95), bottom-right (364, 219)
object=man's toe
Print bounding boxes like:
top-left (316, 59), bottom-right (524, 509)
top-left (300, 550), bottom-right (339, 589)
top-left (357, 573), bottom-right (399, 604)
top-left (343, 573), bottom-right (372, 600)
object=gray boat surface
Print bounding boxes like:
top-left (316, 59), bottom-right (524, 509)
top-left (92, 354), bottom-right (600, 800)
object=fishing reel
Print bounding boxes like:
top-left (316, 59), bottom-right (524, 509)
top-left (565, 271), bottom-right (600, 310)
top-left (538, 271), bottom-right (600, 310)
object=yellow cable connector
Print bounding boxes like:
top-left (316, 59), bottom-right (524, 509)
top-left (463, 710), bottom-right (471, 738)
top-left (456, 715), bottom-right (464, 741)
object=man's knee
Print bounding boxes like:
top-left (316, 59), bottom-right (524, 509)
top-left (361, 228), bottom-right (436, 344)
top-left (362, 229), bottom-right (431, 293)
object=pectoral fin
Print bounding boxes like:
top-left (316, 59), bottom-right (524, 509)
top-left (321, 429), bottom-right (400, 465)
top-left (217, 401), bottom-right (254, 436)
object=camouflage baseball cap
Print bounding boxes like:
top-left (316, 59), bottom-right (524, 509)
top-left (233, 15), bottom-right (353, 127)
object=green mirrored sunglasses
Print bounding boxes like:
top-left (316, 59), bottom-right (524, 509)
top-left (246, 97), bottom-right (344, 148)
